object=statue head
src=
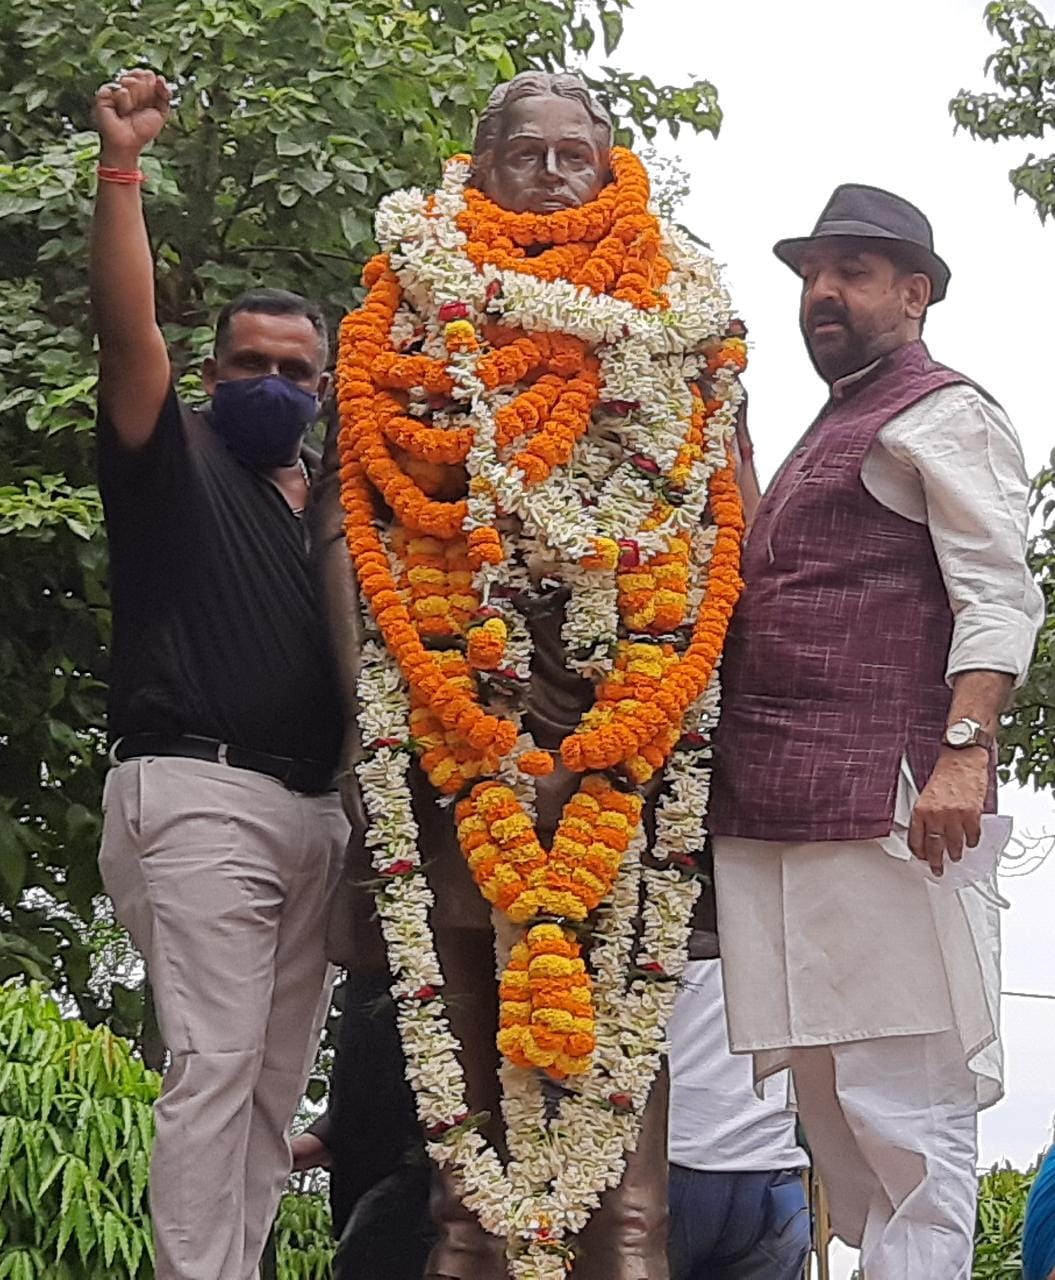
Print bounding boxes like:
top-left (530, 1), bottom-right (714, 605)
top-left (471, 72), bottom-right (613, 214)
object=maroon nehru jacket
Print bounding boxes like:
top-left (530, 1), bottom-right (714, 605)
top-left (709, 340), bottom-right (997, 843)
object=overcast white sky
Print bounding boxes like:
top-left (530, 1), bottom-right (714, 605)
top-left (604, 0), bottom-right (1054, 1270)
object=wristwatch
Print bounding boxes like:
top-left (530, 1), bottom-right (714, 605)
top-left (942, 717), bottom-right (994, 752)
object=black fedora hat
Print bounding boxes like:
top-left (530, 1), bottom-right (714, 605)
top-left (774, 183), bottom-right (951, 303)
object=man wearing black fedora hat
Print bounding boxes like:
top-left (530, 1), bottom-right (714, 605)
top-left (707, 184), bottom-right (1043, 1277)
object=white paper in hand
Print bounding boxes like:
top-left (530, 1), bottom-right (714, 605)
top-left (919, 814), bottom-right (1014, 889)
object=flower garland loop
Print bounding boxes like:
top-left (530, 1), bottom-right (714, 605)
top-left (337, 147), bottom-right (746, 1275)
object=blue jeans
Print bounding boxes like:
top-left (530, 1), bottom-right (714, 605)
top-left (668, 1165), bottom-right (810, 1280)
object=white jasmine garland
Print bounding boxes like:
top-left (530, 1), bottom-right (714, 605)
top-left (352, 155), bottom-right (743, 1270)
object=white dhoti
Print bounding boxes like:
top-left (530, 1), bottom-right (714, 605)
top-left (714, 821), bottom-right (1004, 1279)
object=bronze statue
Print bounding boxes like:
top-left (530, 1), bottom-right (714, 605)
top-left (316, 71), bottom-right (750, 1280)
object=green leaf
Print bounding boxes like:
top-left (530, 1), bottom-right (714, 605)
top-left (600, 7), bottom-right (624, 55)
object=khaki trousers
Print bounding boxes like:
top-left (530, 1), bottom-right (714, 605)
top-left (99, 756), bottom-right (347, 1280)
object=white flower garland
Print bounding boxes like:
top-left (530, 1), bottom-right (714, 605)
top-left (353, 155), bottom-right (740, 1272)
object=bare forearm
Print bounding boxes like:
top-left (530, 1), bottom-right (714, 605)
top-left (91, 71), bottom-right (173, 445)
top-left (947, 669), bottom-right (1014, 737)
top-left (909, 669), bottom-right (1011, 871)
top-left (90, 161), bottom-right (160, 361)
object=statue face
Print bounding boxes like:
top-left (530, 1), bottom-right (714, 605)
top-left (476, 94), bottom-right (609, 214)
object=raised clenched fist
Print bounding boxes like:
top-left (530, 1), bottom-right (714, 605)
top-left (94, 69), bottom-right (171, 167)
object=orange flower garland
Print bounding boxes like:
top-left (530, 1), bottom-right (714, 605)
top-left (458, 148), bottom-right (671, 309)
top-left (457, 774), bottom-right (643, 1077)
top-left (336, 150), bottom-right (747, 1081)
top-left (561, 456), bottom-right (745, 775)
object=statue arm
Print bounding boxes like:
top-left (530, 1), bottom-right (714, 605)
top-left (734, 395), bottom-right (761, 527)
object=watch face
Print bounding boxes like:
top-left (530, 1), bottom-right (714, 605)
top-left (945, 721), bottom-right (973, 747)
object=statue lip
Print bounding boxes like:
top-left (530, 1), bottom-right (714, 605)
top-left (535, 194), bottom-right (576, 211)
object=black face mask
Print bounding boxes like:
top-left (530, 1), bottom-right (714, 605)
top-left (210, 374), bottom-right (318, 469)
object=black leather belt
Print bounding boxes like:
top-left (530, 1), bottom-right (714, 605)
top-left (112, 734), bottom-right (337, 795)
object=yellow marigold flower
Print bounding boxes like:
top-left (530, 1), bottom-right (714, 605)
top-left (571, 791), bottom-right (602, 814)
top-left (556, 1054), bottom-right (592, 1076)
top-left (545, 891), bottom-right (588, 919)
top-left (412, 597), bottom-right (450, 618)
top-left (596, 811), bottom-right (630, 832)
top-left (571, 868), bottom-right (605, 897)
top-left (618, 573), bottom-right (654, 593)
top-left (444, 318), bottom-right (476, 344)
top-left (624, 757), bottom-right (655, 784)
top-left (562, 818), bottom-right (595, 840)
top-left (467, 843), bottom-right (500, 870)
top-left (587, 837), bottom-right (622, 861)
top-left (407, 566), bottom-right (446, 586)
top-left (529, 954), bottom-right (577, 979)
top-left (429, 757), bottom-right (458, 784)
top-left (491, 813), bottom-right (533, 841)
top-left (551, 835), bottom-right (588, 859)
top-left (448, 590), bottom-right (478, 609)
top-left (623, 640), bottom-right (658, 658)
top-left (582, 537), bottom-right (619, 570)
top-left (526, 922), bottom-right (567, 947)
top-left (491, 864), bottom-right (523, 887)
top-left (510, 841), bottom-right (544, 864)
top-left (497, 1026), bottom-right (533, 1056)
top-left (524, 1042), bottom-right (557, 1068)
top-left (534, 1008), bottom-right (575, 1033)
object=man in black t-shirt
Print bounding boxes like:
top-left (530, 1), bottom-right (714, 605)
top-left (92, 69), bottom-right (349, 1280)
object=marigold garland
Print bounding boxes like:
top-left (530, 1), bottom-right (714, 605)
top-left (338, 145), bottom-right (749, 1275)
top-left (336, 138), bottom-right (745, 1118)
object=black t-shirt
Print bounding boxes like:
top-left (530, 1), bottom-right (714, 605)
top-left (97, 389), bottom-right (344, 768)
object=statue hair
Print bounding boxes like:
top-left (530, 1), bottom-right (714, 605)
top-left (472, 72), bottom-right (613, 160)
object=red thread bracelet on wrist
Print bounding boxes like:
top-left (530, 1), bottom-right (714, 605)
top-left (97, 165), bottom-right (146, 185)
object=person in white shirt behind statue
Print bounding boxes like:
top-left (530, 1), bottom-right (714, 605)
top-left (667, 922), bottom-right (811, 1280)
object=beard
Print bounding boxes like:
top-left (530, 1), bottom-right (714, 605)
top-left (800, 300), bottom-right (875, 385)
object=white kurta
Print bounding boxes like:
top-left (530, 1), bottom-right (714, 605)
top-left (716, 379), bottom-right (1044, 1110)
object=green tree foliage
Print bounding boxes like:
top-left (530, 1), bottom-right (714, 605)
top-left (973, 1160), bottom-right (1043, 1278)
top-left (951, 1), bottom-right (1055, 222)
top-left (0, 981), bottom-right (157, 1278)
top-left (0, 979), bottom-right (342, 1279)
top-left (0, 0), bottom-right (722, 1026)
top-left (272, 1193), bottom-right (336, 1280)
top-left (1000, 451), bottom-right (1055, 791)
top-left (951, 4), bottom-right (1054, 792)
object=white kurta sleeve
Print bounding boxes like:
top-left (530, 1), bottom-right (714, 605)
top-left (862, 384), bottom-right (1044, 687)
